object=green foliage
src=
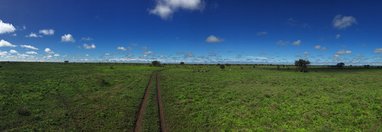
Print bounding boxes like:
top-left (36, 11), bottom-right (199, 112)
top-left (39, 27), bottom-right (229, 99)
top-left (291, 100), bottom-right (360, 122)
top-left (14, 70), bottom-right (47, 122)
top-left (160, 65), bottom-right (382, 131)
top-left (336, 63), bottom-right (345, 68)
top-left (152, 61), bottom-right (161, 67)
top-left (295, 59), bottom-right (310, 72)
top-left (219, 65), bottom-right (225, 70)
top-left (0, 63), bottom-right (158, 131)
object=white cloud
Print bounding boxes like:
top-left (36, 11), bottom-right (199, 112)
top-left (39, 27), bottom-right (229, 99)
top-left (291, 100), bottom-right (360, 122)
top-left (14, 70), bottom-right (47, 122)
top-left (257, 32), bottom-right (268, 36)
top-left (0, 51), bottom-right (8, 56)
top-left (292, 40), bottom-right (302, 46)
top-left (333, 15), bottom-right (357, 29)
top-left (0, 39), bottom-right (16, 47)
top-left (9, 49), bottom-right (18, 54)
top-left (206, 35), bottom-right (223, 43)
top-left (20, 45), bottom-right (39, 50)
top-left (0, 19), bottom-right (16, 34)
top-left (26, 33), bottom-right (42, 38)
top-left (150, 0), bottom-right (203, 19)
top-left (336, 49), bottom-right (352, 55)
top-left (44, 48), bottom-right (54, 54)
top-left (54, 53), bottom-right (60, 57)
top-left (39, 29), bottom-right (55, 35)
top-left (144, 51), bottom-right (153, 56)
top-left (314, 45), bottom-right (327, 50)
top-left (83, 44), bottom-right (96, 49)
top-left (26, 51), bottom-right (38, 55)
top-left (374, 48), bottom-right (382, 53)
top-left (276, 40), bottom-right (289, 46)
top-left (61, 34), bottom-right (75, 42)
top-left (336, 34), bottom-right (341, 39)
top-left (81, 37), bottom-right (93, 41)
top-left (117, 46), bottom-right (130, 51)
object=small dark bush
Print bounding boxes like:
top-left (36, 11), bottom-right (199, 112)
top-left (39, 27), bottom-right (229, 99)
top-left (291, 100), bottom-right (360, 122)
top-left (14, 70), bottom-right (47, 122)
top-left (18, 107), bottom-right (31, 116)
top-left (180, 62), bottom-right (185, 65)
top-left (152, 61), bottom-right (161, 67)
top-left (220, 65), bottom-right (225, 70)
top-left (99, 79), bottom-right (111, 86)
top-left (336, 62), bottom-right (345, 68)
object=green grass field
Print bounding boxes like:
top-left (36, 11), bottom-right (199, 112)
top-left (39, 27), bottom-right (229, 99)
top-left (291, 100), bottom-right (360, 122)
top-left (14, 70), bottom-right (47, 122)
top-left (0, 63), bottom-right (157, 131)
top-left (1, 63), bottom-right (382, 131)
top-left (160, 65), bottom-right (382, 131)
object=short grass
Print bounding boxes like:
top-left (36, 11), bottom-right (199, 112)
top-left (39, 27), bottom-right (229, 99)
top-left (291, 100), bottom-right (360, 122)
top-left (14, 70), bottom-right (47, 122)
top-left (0, 62), bottom-right (157, 131)
top-left (160, 65), bottom-right (382, 131)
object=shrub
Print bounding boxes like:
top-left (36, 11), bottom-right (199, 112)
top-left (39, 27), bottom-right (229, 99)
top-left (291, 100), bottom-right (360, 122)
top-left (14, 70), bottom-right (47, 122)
top-left (220, 65), bottom-right (225, 70)
top-left (99, 79), bottom-right (111, 86)
top-left (17, 107), bottom-right (31, 116)
top-left (336, 62), bottom-right (345, 68)
top-left (295, 59), bottom-right (310, 72)
top-left (180, 62), bottom-right (185, 65)
top-left (151, 61), bottom-right (161, 67)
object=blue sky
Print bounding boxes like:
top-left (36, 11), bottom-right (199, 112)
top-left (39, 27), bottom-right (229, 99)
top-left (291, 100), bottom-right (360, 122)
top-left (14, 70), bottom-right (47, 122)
top-left (0, 0), bottom-right (382, 64)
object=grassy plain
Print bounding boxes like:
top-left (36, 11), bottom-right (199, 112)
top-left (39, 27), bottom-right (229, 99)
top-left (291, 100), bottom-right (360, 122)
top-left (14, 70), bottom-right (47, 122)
top-left (160, 65), bottom-right (382, 131)
top-left (0, 62), bottom-right (157, 131)
top-left (1, 63), bottom-right (382, 131)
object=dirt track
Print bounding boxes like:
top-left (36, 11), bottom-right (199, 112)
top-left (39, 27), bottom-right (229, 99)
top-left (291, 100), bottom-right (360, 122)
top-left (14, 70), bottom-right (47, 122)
top-left (134, 74), bottom-right (153, 132)
top-left (134, 72), bottom-right (167, 132)
top-left (156, 73), bottom-right (167, 132)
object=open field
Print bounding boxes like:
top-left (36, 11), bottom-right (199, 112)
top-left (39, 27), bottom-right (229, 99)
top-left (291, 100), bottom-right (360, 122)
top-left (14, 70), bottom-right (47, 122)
top-left (161, 65), bottom-right (382, 131)
top-left (1, 63), bottom-right (382, 131)
top-left (0, 62), bottom-right (158, 131)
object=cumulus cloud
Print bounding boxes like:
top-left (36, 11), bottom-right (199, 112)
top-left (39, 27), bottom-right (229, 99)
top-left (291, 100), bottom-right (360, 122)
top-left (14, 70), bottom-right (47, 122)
top-left (292, 40), bottom-right (302, 46)
top-left (206, 35), bottom-right (223, 43)
top-left (143, 51), bottom-right (153, 56)
top-left (117, 46), bottom-right (131, 51)
top-left (314, 45), bottom-right (327, 50)
top-left (83, 44), bottom-right (96, 49)
top-left (39, 29), bottom-right (55, 35)
top-left (374, 48), bottom-right (382, 53)
top-left (0, 19), bottom-right (16, 34)
top-left (257, 32), bottom-right (268, 36)
top-left (9, 49), bottom-right (18, 54)
top-left (61, 34), bottom-right (75, 42)
top-left (26, 51), bottom-right (38, 55)
top-left (81, 37), bottom-right (93, 41)
top-left (0, 51), bottom-right (8, 56)
top-left (150, 0), bottom-right (204, 19)
top-left (336, 49), bottom-right (352, 55)
top-left (333, 15), bottom-right (357, 29)
top-left (26, 33), bottom-right (42, 38)
top-left (0, 39), bottom-right (16, 47)
top-left (44, 48), bottom-right (54, 54)
top-left (276, 40), bottom-right (289, 46)
top-left (336, 34), bottom-right (341, 39)
top-left (20, 45), bottom-right (39, 50)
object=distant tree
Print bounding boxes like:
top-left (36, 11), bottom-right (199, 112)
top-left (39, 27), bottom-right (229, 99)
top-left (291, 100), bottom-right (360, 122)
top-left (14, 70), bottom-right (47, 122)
top-left (180, 62), bottom-right (185, 65)
top-left (364, 65), bottom-right (370, 69)
top-left (336, 62), bottom-right (345, 68)
top-left (64, 60), bottom-right (69, 63)
top-left (294, 59), bottom-right (310, 72)
top-left (151, 61), bottom-right (161, 67)
top-left (220, 64), bottom-right (225, 70)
